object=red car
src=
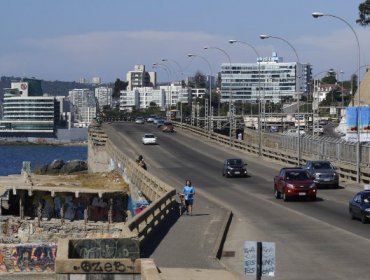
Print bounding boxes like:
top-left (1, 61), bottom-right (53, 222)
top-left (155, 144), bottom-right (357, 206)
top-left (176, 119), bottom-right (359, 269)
top-left (162, 121), bottom-right (174, 133)
top-left (274, 167), bottom-right (317, 201)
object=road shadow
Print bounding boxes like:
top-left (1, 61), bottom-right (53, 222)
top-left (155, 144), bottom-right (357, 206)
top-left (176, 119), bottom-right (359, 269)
top-left (182, 213), bottom-right (210, 217)
top-left (140, 202), bottom-right (180, 258)
top-left (283, 197), bottom-right (324, 202)
top-left (318, 185), bottom-right (344, 190)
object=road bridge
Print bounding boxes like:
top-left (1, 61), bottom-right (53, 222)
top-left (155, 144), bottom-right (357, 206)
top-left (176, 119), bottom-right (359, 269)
top-left (102, 121), bottom-right (370, 280)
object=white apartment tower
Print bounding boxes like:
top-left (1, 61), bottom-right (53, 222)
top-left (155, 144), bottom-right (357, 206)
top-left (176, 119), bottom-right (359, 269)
top-left (126, 65), bottom-right (156, 91)
top-left (220, 52), bottom-right (312, 103)
top-left (68, 89), bottom-right (97, 125)
top-left (95, 86), bottom-right (113, 110)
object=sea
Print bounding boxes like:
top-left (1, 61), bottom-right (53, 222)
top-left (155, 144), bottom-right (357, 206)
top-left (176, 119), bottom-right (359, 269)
top-left (0, 144), bottom-right (87, 176)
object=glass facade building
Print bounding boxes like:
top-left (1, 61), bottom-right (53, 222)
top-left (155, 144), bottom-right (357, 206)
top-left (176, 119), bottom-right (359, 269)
top-left (220, 52), bottom-right (312, 103)
top-left (0, 81), bottom-right (58, 134)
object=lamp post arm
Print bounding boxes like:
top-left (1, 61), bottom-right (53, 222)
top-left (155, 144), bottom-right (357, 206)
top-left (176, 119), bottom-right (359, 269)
top-left (269, 36), bottom-right (300, 63)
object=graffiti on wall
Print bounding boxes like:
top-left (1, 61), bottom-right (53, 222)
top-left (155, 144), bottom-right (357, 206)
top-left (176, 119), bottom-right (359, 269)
top-left (68, 238), bottom-right (140, 259)
top-left (0, 243), bottom-right (57, 273)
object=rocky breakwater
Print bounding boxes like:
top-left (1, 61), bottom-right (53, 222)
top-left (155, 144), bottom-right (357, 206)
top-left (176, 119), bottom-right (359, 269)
top-left (34, 159), bottom-right (88, 175)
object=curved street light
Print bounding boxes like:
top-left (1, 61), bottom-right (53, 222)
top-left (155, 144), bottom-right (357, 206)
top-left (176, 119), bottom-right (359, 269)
top-left (259, 34), bottom-right (302, 166)
top-left (312, 11), bottom-right (361, 182)
top-left (153, 63), bottom-right (172, 113)
top-left (161, 58), bottom-right (184, 82)
top-left (187, 54), bottom-right (213, 134)
top-left (228, 39), bottom-right (263, 156)
top-left (204, 46), bottom-right (234, 144)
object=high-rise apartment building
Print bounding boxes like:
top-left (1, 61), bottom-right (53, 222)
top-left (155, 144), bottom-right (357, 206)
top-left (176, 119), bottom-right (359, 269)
top-left (95, 86), bottom-right (112, 110)
top-left (126, 65), bottom-right (156, 91)
top-left (68, 89), bottom-right (97, 126)
top-left (220, 52), bottom-right (312, 103)
top-left (120, 84), bottom-right (190, 111)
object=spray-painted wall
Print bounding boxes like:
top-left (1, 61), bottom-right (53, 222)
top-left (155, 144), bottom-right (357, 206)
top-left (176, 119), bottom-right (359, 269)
top-left (0, 243), bottom-right (57, 273)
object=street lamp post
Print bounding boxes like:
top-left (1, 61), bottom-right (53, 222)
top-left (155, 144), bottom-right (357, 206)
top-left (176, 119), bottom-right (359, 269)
top-left (312, 70), bottom-right (331, 136)
top-left (312, 12), bottom-right (361, 182)
top-left (161, 58), bottom-right (183, 82)
top-left (153, 63), bottom-right (172, 114)
top-left (204, 46), bottom-right (234, 145)
top-left (187, 54), bottom-right (213, 134)
top-left (228, 39), bottom-right (263, 156)
top-left (161, 58), bottom-right (185, 126)
top-left (260, 34), bottom-right (302, 165)
top-left (340, 70), bottom-right (344, 110)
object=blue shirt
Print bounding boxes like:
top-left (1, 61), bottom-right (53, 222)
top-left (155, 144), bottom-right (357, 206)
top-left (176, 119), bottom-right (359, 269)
top-left (183, 185), bottom-right (195, 201)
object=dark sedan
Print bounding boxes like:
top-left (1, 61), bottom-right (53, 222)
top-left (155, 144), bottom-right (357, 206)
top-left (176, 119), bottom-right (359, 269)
top-left (303, 160), bottom-right (339, 188)
top-left (222, 158), bottom-right (248, 178)
top-left (349, 189), bottom-right (370, 224)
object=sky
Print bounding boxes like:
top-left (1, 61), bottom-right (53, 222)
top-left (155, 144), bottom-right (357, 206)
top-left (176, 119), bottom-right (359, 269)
top-left (0, 0), bottom-right (369, 83)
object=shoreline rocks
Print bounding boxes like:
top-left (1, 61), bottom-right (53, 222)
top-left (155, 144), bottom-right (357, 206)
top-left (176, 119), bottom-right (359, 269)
top-left (35, 159), bottom-right (88, 175)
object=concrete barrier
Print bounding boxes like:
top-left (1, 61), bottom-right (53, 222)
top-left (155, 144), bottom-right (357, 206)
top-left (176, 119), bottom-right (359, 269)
top-left (173, 122), bottom-right (370, 184)
top-left (105, 139), bottom-right (177, 243)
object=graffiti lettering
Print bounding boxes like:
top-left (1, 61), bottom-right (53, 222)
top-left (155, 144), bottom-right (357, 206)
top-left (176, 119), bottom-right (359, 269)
top-left (69, 238), bottom-right (139, 259)
top-left (114, 261), bottom-right (126, 272)
top-left (104, 262), bottom-right (112, 272)
top-left (76, 261), bottom-right (126, 273)
top-left (0, 243), bottom-right (57, 273)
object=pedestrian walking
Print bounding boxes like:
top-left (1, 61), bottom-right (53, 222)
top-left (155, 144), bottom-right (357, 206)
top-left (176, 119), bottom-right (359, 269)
top-left (182, 179), bottom-right (195, 215)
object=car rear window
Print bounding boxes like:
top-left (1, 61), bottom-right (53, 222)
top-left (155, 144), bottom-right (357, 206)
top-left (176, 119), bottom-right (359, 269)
top-left (144, 134), bottom-right (155, 138)
top-left (285, 171), bottom-right (310, 180)
top-left (313, 162), bottom-right (332, 169)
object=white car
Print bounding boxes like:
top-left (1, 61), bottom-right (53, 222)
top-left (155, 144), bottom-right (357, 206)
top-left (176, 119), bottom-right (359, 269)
top-left (142, 133), bottom-right (157, 145)
top-left (287, 128), bottom-right (305, 136)
top-left (135, 117), bottom-right (145, 124)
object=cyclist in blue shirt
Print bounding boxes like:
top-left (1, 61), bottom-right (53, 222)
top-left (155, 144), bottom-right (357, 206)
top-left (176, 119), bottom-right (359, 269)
top-left (182, 179), bottom-right (195, 215)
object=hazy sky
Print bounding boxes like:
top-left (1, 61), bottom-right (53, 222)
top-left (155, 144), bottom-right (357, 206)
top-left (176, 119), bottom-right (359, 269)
top-left (0, 0), bottom-right (368, 83)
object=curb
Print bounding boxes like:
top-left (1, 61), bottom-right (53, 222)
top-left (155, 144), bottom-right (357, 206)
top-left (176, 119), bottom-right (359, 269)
top-left (212, 210), bottom-right (233, 260)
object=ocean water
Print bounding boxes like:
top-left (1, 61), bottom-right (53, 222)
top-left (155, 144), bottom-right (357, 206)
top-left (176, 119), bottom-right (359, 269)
top-left (0, 144), bottom-right (87, 176)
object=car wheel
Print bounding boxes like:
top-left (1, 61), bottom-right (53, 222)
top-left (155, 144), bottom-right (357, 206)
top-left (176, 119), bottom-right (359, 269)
top-left (225, 173), bottom-right (230, 178)
top-left (282, 192), bottom-right (289, 202)
top-left (361, 213), bottom-right (368, 224)
top-left (310, 195), bottom-right (316, 201)
top-left (274, 189), bottom-right (281, 199)
top-left (333, 184), bottom-right (339, 189)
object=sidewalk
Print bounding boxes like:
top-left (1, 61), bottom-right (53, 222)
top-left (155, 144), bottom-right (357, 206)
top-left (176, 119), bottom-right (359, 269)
top-left (140, 181), bottom-right (229, 269)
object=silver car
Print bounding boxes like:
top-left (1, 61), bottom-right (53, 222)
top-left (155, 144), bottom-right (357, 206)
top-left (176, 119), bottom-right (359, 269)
top-left (303, 160), bottom-right (339, 188)
top-left (135, 117), bottom-right (145, 124)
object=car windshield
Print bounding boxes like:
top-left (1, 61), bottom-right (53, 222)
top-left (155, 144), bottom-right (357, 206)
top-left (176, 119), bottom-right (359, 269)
top-left (285, 171), bottom-right (310, 181)
top-left (228, 159), bottom-right (243, 165)
top-left (144, 134), bottom-right (155, 138)
top-left (363, 193), bottom-right (370, 203)
top-left (312, 162), bottom-right (333, 170)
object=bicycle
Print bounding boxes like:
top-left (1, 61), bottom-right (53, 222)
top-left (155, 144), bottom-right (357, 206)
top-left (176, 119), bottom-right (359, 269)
top-left (177, 193), bottom-right (186, 216)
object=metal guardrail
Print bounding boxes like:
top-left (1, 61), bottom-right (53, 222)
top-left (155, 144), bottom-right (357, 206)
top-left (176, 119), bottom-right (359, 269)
top-left (173, 121), bottom-right (370, 184)
top-left (105, 139), bottom-right (176, 242)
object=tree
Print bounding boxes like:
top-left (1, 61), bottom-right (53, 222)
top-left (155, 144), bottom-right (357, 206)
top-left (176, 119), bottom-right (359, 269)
top-left (357, 0), bottom-right (370, 26)
top-left (194, 71), bottom-right (207, 88)
top-left (321, 69), bottom-right (337, 84)
top-left (113, 79), bottom-right (128, 98)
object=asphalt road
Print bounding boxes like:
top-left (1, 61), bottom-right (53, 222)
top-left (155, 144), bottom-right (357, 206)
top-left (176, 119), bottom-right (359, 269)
top-left (105, 122), bottom-right (370, 280)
